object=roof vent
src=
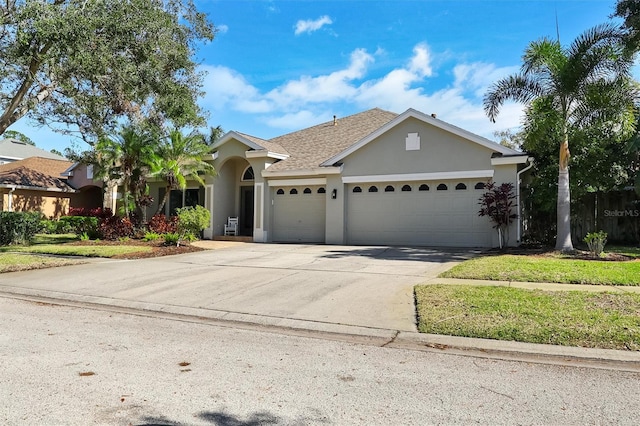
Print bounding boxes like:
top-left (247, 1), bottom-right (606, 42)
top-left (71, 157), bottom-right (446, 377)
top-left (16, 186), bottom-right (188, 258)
top-left (431, 113), bottom-right (437, 119)
top-left (333, 115), bottom-right (337, 126)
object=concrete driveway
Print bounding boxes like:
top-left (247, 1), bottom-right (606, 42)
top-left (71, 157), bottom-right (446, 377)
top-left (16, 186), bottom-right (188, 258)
top-left (0, 243), bottom-right (478, 331)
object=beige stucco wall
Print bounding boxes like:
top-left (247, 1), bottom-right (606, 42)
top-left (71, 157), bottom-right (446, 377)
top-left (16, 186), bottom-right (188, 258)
top-left (1, 189), bottom-right (71, 218)
top-left (342, 117), bottom-right (500, 176)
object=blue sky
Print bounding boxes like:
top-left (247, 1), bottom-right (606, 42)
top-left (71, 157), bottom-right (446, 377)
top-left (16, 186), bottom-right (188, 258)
top-left (10, 0), bottom-right (624, 153)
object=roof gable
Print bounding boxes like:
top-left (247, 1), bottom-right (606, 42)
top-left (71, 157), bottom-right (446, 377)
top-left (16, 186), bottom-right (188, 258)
top-left (320, 108), bottom-right (520, 166)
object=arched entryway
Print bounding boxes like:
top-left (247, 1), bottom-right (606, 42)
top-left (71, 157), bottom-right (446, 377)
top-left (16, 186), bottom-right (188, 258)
top-left (212, 157), bottom-right (254, 237)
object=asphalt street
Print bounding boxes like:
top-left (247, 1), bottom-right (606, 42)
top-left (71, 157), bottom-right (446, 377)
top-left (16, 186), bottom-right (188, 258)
top-left (2, 297), bottom-right (639, 426)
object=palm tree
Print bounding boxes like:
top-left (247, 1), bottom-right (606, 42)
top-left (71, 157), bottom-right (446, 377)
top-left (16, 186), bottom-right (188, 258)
top-left (150, 128), bottom-right (216, 216)
top-left (483, 24), bottom-right (636, 251)
top-left (95, 126), bottom-right (155, 220)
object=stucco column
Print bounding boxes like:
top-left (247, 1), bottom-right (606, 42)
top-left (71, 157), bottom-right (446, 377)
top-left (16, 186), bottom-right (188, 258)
top-left (248, 159), bottom-right (270, 242)
top-left (325, 175), bottom-right (346, 244)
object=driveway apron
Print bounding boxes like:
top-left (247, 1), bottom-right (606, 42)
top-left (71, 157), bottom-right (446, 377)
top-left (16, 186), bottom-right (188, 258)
top-left (0, 244), bottom-right (478, 331)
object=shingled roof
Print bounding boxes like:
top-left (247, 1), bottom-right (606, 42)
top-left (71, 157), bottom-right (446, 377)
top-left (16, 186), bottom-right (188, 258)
top-left (0, 157), bottom-right (76, 192)
top-left (259, 108), bottom-right (398, 172)
top-left (0, 138), bottom-right (66, 162)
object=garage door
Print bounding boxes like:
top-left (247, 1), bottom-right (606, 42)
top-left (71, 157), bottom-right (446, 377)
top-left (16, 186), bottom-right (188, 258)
top-left (272, 186), bottom-right (326, 243)
top-left (346, 180), bottom-right (493, 247)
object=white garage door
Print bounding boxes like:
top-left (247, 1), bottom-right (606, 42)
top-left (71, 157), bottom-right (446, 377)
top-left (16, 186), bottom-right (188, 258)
top-left (272, 186), bottom-right (326, 243)
top-left (346, 180), bottom-right (493, 247)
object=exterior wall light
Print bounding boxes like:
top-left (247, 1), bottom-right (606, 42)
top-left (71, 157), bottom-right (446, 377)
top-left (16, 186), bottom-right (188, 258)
top-left (331, 188), bottom-right (337, 199)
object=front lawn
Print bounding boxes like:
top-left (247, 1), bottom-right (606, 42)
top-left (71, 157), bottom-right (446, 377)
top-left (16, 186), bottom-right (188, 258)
top-left (415, 284), bottom-right (640, 350)
top-left (440, 254), bottom-right (640, 286)
top-left (0, 243), bottom-right (153, 258)
top-left (0, 253), bottom-right (84, 273)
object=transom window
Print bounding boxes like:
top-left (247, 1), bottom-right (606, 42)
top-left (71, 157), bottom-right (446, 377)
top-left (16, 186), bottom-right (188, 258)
top-left (475, 182), bottom-right (486, 190)
top-left (242, 166), bottom-right (254, 181)
top-left (401, 185), bottom-right (412, 192)
top-left (303, 187), bottom-right (312, 194)
top-left (419, 184), bottom-right (429, 191)
top-left (455, 183), bottom-right (467, 190)
top-left (318, 187), bottom-right (326, 194)
top-left (289, 188), bottom-right (298, 195)
top-left (276, 189), bottom-right (284, 195)
top-left (384, 185), bottom-right (395, 192)
top-left (353, 186), bottom-right (362, 193)
top-left (368, 186), bottom-right (378, 193)
top-left (437, 184), bottom-right (448, 191)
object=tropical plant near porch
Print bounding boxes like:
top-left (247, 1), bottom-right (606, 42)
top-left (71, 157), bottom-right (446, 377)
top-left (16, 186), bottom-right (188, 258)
top-left (483, 24), bottom-right (637, 251)
top-left (150, 129), bottom-right (216, 215)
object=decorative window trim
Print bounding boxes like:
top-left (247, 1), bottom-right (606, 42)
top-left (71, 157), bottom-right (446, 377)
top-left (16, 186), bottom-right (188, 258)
top-left (241, 165), bottom-right (255, 181)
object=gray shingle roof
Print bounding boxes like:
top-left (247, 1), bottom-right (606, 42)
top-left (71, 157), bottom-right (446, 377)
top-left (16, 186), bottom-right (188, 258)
top-left (235, 132), bottom-right (290, 156)
top-left (264, 108), bottom-right (398, 172)
top-left (0, 138), bottom-right (66, 162)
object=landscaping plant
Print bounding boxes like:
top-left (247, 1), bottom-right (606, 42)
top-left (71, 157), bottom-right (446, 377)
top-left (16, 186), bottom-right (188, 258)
top-left (584, 231), bottom-right (608, 258)
top-left (478, 182), bottom-right (517, 249)
top-left (0, 211), bottom-right (43, 245)
top-left (174, 205), bottom-right (210, 246)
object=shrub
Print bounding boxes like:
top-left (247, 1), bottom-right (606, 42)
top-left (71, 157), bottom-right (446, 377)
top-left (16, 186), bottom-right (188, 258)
top-left (478, 182), bottom-right (517, 249)
top-left (59, 216), bottom-right (99, 238)
top-left (175, 205), bottom-right (210, 245)
top-left (143, 231), bottom-right (161, 242)
top-left (584, 231), bottom-right (607, 258)
top-left (40, 219), bottom-right (69, 234)
top-left (97, 216), bottom-right (134, 240)
top-left (163, 232), bottom-right (180, 245)
top-left (68, 207), bottom-right (113, 219)
top-left (0, 211), bottom-right (43, 245)
top-left (147, 214), bottom-right (178, 234)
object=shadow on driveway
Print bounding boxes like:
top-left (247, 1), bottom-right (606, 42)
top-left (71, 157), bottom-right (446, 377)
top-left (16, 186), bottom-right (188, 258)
top-left (319, 246), bottom-right (483, 263)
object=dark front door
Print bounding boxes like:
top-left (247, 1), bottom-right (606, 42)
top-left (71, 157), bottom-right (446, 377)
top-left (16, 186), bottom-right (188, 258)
top-left (240, 186), bottom-right (254, 236)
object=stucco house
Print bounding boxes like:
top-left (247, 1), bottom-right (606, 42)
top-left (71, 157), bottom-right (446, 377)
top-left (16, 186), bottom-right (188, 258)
top-left (146, 107), bottom-right (529, 248)
top-left (0, 157), bottom-right (103, 217)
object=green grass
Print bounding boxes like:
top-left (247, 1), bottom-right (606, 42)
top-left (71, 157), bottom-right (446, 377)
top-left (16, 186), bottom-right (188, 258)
top-left (440, 254), bottom-right (640, 285)
top-left (31, 233), bottom-right (79, 244)
top-left (415, 284), bottom-right (640, 350)
top-left (0, 253), bottom-right (84, 273)
top-left (607, 245), bottom-right (640, 259)
top-left (0, 244), bottom-right (151, 258)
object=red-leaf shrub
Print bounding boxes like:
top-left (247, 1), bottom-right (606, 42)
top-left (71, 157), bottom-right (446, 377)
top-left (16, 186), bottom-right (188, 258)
top-left (97, 216), bottom-right (134, 240)
top-left (147, 214), bottom-right (178, 234)
top-left (68, 207), bottom-right (113, 219)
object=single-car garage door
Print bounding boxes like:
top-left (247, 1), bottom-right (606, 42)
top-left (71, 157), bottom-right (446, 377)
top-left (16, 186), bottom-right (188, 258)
top-left (346, 180), bottom-right (492, 247)
top-left (272, 186), bottom-right (326, 243)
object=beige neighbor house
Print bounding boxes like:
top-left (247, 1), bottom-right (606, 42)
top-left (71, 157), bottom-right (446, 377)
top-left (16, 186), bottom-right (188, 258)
top-left (0, 157), bottom-right (103, 217)
top-left (146, 108), bottom-right (530, 248)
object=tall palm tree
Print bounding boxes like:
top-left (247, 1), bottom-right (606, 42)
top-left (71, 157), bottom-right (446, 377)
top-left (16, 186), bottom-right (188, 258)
top-left (95, 125), bottom-right (155, 220)
top-left (483, 24), bottom-right (636, 251)
top-left (150, 128), bottom-right (216, 215)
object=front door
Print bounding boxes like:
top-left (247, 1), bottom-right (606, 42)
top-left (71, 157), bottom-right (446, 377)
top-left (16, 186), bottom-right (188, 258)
top-left (240, 186), bottom-right (254, 236)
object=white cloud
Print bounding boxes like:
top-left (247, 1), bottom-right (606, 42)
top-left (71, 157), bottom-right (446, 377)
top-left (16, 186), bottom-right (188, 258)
top-left (266, 48), bottom-right (373, 107)
top-left (199, 43), bottom-right (525, 138)
top-left (294, 15), bottom-right (333, 35)
top-left (216, 24), bottom-right (229, 34)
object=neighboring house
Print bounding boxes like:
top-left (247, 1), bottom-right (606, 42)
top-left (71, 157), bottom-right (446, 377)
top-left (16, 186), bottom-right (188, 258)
top-left (0, 157), bottom-right (102, 217)
top-left (0, 138), bottom-right (66, 164)
top-left (146, 107), bottom-right (530, 248)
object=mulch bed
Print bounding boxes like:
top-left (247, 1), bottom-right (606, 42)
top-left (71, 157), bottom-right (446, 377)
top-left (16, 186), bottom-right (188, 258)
top-left (486, 246), bottom-right (637, 262)
top-left (67, 240), bottom-right (204, 259)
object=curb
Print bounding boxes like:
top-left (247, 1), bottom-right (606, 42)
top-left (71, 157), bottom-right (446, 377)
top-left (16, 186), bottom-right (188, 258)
top-left (1, 285), bottom-right (639, 373)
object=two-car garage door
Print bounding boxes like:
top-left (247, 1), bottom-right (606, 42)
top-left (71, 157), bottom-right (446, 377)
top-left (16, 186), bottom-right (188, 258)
top-left (346, 180), bottom-right (493, 247)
